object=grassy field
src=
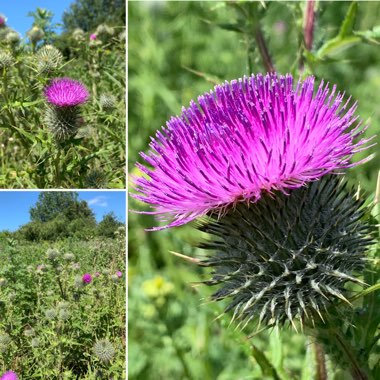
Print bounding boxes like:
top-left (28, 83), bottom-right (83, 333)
top-left (129, 2), bottom-right (380, 379)
top-left (0, 233), bottom-right (126, 379)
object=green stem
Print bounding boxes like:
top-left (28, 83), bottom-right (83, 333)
top-left (350, 282), bottom-right (380, 302)
top-left (332, 331), bottom-right (368, 380)
top-left (313, 342), bottom-right (327, 380)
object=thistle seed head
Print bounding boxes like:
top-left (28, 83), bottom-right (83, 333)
top-left (198, 176), bottom-right (375, 330)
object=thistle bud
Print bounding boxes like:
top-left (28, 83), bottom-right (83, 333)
top-left (27, 26), bottom-right (44, 43)
top-left (93, 339), bottom-right (115, 363)
top-left (0, 51), bottom-right (14, 70)
top-left (99, 94), bottom-right (117, 110)
top-left (35, 45), bottom-right (63, 74)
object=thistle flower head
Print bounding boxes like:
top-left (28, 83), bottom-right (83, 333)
top-left (45, 309), bottom-right (57, 320)
top-left (0, 371), bottom-right (18, 380)
top-left (27, 26), bottom-right (44, 43)
top-left (72, 28), bottom-right (85, 41)
top-left (44, 78), bottom-right (89, 107)
top-left (35, 45), bottom-right (63, 74)
top-left (99, 93), bottom-right (117, 110)
top-left (46, 248), bottom-right (59, 261)
top-left (132, 73), bottom-right (373, 230)
top-left (24, 327), bottom-right (35, 337)
top-left (84, 168), bottom-right (108, 188)
top-left (4, 31), bottom-right (20, 44)
top-left (58, 308), bottom-right (70, 321)
top-left (31, 338), bottom-right (40, 348)
top-left (63, 253), bottom-right (75, 262)
top-left (93, 339), bottom-right (115, 363)
top-left (0, 51), bottom-right (14, 70)
top-left (198, 176), bottom-right (375, 330)
top-left (0, 14), bottom-right (7, 27)
top-left (0, 333), bottom-right (11, 346)
top-left (90, 33), bottom-right (97, 41)
top-left (82, 273), bottom-right (92, 284)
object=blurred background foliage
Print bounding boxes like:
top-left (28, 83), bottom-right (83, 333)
top-left (128, 1), bottom-right (380, 379)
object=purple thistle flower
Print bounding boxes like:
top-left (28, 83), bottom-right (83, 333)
top-left (116, 271), bottom-right (122, 278)
top-left (0, 371), bottom-right (18, 380)
top-left (0, 15), bottom-right (6, 27)
top-left (44, 78), bottom-right (89, 107)
top-left (90, 33), bottom-right (97, 40)
top-left (95, 272), bottom-right (101, 277)
top-left (82, 273), bottom-right (92, 284)
top-left (132, 73), bottom-right (374, 230)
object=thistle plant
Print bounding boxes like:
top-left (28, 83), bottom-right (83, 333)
top-left (43, 77), bottom-right (89, 142)
top-left (132, 3), bottom-right (380, 378)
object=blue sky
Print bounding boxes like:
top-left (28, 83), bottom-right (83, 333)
top-left (1, 0), bottom-right (73, 36)
top-left (0, 191), bottom-right (126, 231)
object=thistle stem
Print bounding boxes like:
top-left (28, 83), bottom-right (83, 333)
top-left (332, 331), bottom-right (368, 380)
top-left (300, 0), bottom-right (316, 72)
top-left (313, 342), bottom-right (327, 380)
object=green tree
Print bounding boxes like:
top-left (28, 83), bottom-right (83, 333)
top-left (97, 212), bottom-right (123, 237)
top-left (30, 192), bottom-right (95, 223)
top-left (62, 0), bottom-right (125, 32)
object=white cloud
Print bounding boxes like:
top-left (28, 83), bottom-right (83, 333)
top-left (87, 196), bottom-right (108, 207)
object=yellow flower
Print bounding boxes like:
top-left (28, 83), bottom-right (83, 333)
top-left (142, 276), bottom-right (174, 299)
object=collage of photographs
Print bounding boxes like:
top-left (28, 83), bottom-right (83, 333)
top-left (1, 0), bottom-right (380, 379)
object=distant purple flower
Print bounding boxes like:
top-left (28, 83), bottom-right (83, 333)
top-left (95, 272), bottom-right (101, 277)
top-left (82, 273), bottom-right (92, 284)
top-left (132, 73), bottom-right (373, 230)
top-left (273, 21), bottom-right (287, 35)
top-left (0, 15), bottom-right (6, 27)
top-left (116, 271), bottom-right (122, 278)
top-left (90, 33), bottom-right (97, 40)
top-left (44, 78), bottom-right (89, 107)
top-left (0, 371), bottom-right (18, 380)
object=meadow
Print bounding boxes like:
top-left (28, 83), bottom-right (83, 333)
top-left (0, 231), bottom-right (126, 379)
top-left (0, 8), bottom-right (125, 188)
top-left (129, 2), bottom-right (380, 379)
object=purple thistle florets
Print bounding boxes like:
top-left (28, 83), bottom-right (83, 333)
top-left (0, 371), bottom-right (18, 380)
top-left (90, 33), bottom-right (97, 40)
top-left (82, 273), bottom-right (92, 284)
top-left (132, 73), bottom-right (374, 230)
top-left (44, 78), bottom-right (89, 107)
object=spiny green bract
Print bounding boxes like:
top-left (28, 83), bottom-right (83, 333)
top-left (198, 176), bottom-right (375, 330)
top-left (93, 339), bottom-right (115, 363)
top-left (44, 106), bottom-right (82, 142)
